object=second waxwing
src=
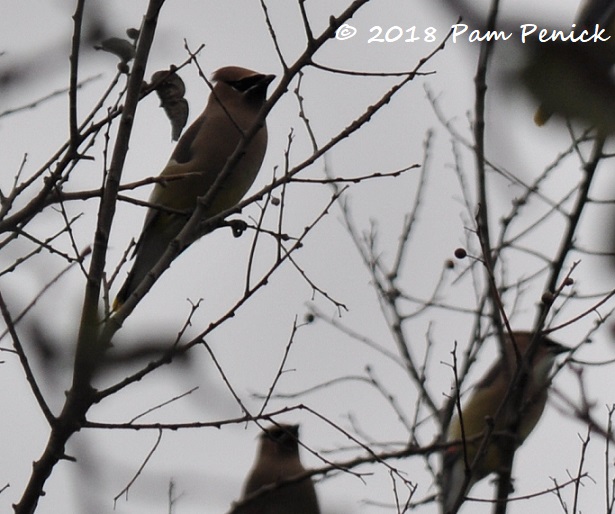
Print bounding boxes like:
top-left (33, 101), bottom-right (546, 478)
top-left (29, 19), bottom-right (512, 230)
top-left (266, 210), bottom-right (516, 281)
top-left (229, 424), bottom-right (321, 514)
top-left (440, 332), bottom-right (569, 513)
top-left (114, 66), bottom-right (275, 308)
top-left (532, 0), bottom-right (615, 127)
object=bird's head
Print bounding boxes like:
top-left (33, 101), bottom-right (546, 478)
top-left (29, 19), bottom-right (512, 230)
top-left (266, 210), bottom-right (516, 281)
top-left (505, 331), bottom-right (570, 384)
top-left (212, 66), bottom-right (276, 103)
top-left (259, 424), bottom-right (300, 457)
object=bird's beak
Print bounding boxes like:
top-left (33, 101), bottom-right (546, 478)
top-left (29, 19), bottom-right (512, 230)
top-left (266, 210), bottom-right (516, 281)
top-left (261, 74), bottom-right (276, 87)
top-left (551, 341), bottom-right (572, 355)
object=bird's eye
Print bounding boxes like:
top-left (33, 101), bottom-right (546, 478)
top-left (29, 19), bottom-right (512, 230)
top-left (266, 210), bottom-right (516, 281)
top-left (228, 75), bottom-right (264, 93)
top-left (265, 428), bottom-right (284, 442)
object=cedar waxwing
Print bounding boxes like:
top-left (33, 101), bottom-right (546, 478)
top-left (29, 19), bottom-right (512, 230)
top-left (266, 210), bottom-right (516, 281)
top-left (230, 424), bottom-right (321, 514)
top-left (532, 0), bottom-right (615, 127)
top-left (114, 66), bottom-right (275, 308)
top-left (441, 332), bottom-right (569, 514)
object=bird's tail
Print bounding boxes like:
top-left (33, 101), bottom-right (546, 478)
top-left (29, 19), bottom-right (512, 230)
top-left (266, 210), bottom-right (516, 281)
top-left (113, 227), bottom-right (176, 310)
top-left (113, 270), bottom-right (136, 310)
top-left (440, 446), bottom-right (468, 514)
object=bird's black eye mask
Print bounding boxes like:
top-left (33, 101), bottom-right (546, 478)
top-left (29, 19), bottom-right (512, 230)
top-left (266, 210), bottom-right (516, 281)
top-left (227, 74), bottom-right (267, 93)
top-left (227, 75), bottom-right (269, 96)
top-left (265, 425), bottom-right (300, 445)
top-left (268, 430), bottom-right (287, 443)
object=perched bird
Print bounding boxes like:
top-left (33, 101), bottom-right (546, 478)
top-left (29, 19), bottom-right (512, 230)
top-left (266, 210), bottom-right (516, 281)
top-left (114, 66), bottom-right (275, 308)
top-left (576, 0), bottom-right (615, 30)
top-left (441, 332), bottom-right (569, 513)
top-left (532, 0), bottom-right (615, 127)
top-left (230, 424), bottom-right (321, 514)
